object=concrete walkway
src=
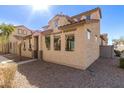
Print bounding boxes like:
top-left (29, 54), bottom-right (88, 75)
top-left (0, 55), bottom-right (36, 64)
top-left (0, 55), bottom-right (12, 63)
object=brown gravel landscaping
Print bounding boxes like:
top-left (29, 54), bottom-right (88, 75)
top-left (12, 57), bottom-right (124, 88)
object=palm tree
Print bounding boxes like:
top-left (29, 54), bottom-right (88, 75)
top-left (0, 23), bottom-right (15, 53)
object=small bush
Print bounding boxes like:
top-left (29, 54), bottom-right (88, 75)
top-left (0, 62), bottom-right (17, 88)
top-left (121, 50), bottom-right (124, 53)
top-left (114, 50), bottom-right (121, 57)
top-left (120, 58), bottom-right (124, 68)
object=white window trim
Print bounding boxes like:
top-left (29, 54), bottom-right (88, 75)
top-left (87, 29), bottom-right (91, 40)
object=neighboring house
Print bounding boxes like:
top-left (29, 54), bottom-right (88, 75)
top-left (100, 33), bottom-right (108, 46)
top-left (113, 41), bottom-right (124, 51)
top-left (112, 37), bottom-right (124, 51)
top-left (40, 7), bottom-right (102, 70)
top-left (0, 25), bottom-right (41, 59)
top-left (8, 25), bottom-right (34, 58)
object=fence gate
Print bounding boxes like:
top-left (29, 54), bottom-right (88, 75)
top-left (100, 45), bottom-right (114, 58)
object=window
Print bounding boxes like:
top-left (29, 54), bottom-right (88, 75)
top-left (28, 38), bottom-right (32, 51)
top-left (45, 35), bottom-right (51, 50)
top-left (87, 29), bottom-right (91, 40)
top-left (18, 29), bottom-right (22, 34)
top-left (23, 41), bottom-right (26, 51)
top-left (23, 30), bottom-right (27, 35)
top-left (86, 15), bottom-right (91, 20)
top-left (54, 20), bottom-right (58, 28)
top-left (54, 36), bottom-right (61, 50)
top-left (65, 34), bottom-right (75, 51)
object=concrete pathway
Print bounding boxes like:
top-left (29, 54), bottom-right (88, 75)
top-left (17, 59), bottom-right (37, 65)
top-left (0, 55), bottom-right (12, 63)
top-left (0, 55), bottom-right (37, 65)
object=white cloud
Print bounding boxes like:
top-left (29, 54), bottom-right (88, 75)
top-left (0, 18), bottom-right (20, 26)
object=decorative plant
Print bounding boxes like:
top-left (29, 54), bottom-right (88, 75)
top-left (0, 23), bottom-right (15, 53)
top-left (120, 58), bottom-right (124, 68)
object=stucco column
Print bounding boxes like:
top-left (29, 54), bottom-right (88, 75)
top-left (38, 34), bottom-right (42, 51)
top-left (51, 35), bottom-right (54, 51)
top-left (32, 36), bottom-right (35, 51)
top-left (61, 33), bottom-right (65, 52)
top-left (38, 34), bottom-right (42, 60)
top-left (31, 36), bottom-right (35, 58)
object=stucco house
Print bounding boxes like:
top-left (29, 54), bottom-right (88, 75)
top-left (113, 41), bottom-right (124, 51)
top-left (0, 7), bottom-right (104, 70)
top-left (39, 7), bottom-right (102, 70)
top-left (8, 25), bottom-right (34, 58)
top-left (0, 25), bottom-right (42, 59)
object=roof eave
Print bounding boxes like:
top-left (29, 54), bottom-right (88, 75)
top-left (59, 19), bottom-right (100, 30)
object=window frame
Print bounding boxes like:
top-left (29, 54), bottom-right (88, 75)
top-left (65, 34), bottom-right (75, 51)
top-left (54, 35), bottom-right (61, 51)
top-left (87, 29), bottom-right (91, 40)
top-left (86, 15), bottom-right (91, 20)
top-left (45, 35), bottom-right (51, 50)
top-left (28, 37), bottom-right (32, 51)
top-left (23, 41), bottom-right (26, 51)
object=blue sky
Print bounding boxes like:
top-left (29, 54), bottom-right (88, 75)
top-left (0, 5), bottom-right (124, 44)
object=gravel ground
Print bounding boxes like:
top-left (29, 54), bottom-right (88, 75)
top-left (13, 58), bottom-right (124, 88)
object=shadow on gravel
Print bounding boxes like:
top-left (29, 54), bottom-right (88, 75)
top-left (3, 54), bottom-right (32, 63)
top-left (17, 58), bottom-right (124, 88)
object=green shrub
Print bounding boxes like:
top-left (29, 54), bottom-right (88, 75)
top-left (121, 50), bottom-right (124, 53)
top-left (114, 50), bottom-right (121, 57)
top-left (0, 62), bottom-right (17, 88)
top-left (120, 58), bottom-right (124, 68)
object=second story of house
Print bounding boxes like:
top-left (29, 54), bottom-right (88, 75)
top-left (42, 7), bottom-right (101, 33)
top-left (9, 25), bottom-right (33, 41)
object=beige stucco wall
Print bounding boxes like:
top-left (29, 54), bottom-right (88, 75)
top-left (42, 26), bottom-right (87, 69)
top-left (42, 21), bottom-right (100, 70)
top-left (83, 22), bottom-right (100, 69)
top-left (48, 16), bottom-right (71, 32)
top-left (91, 10), bottom-right (101, 19)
